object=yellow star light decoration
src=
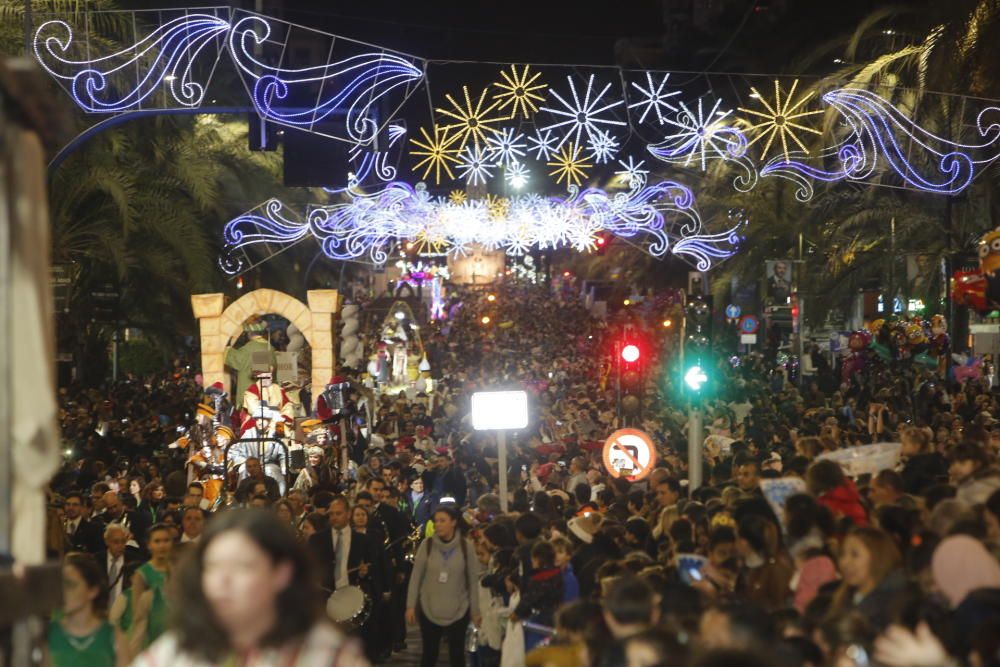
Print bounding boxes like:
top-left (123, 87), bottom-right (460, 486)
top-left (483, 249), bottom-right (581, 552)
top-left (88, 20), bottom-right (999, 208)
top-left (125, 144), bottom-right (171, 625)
top-left (410, 126), bottom-right (461, 184)
top-left (738, 79), bottom-right (823, 162)
top-left (493, 64), bottom-right (547, 120)
top-left (436, 86), bottom-right (507, 150)
top-left (412, 229), bottom-right (449, 255)
top-left (547, 142), bottom-right (592, 188)
top-left (485, 194), bottom-right (510, 220)
top-left (448, 190), bottom-right (467, 205)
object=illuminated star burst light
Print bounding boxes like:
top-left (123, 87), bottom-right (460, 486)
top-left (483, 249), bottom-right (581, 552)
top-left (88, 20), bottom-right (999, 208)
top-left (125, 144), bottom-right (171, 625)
top-left (528, 128), bottom-right (558, 161)
top-left (436, 86), bottom-right (507, 149)
top-left (457, 144), bottom-right (495, 185)
top-left (628, 72), bottom-right (681, 125)
top-left (540, 73), bottom-right (627, 150)
top-left (739, 79), bottom-right (823, 162)
top-left (410, 125), bottom-right (461, 184)
top-left (486, 127), bottom-right (527, 167)
top-left (493, 63), bottom-right (547, 119)
top-left (653, 98), bottom-right (742, 170)
top-left (548, 143), bottom-right (593, 188)
top-left (506, 161), bottom-right (530, 188)
top-left (588, 130), bottom-right (620, 164)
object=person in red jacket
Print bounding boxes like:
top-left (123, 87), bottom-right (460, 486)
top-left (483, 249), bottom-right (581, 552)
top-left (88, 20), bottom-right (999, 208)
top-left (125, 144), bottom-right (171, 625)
top-left (806, 459), bottom-right (869, 528)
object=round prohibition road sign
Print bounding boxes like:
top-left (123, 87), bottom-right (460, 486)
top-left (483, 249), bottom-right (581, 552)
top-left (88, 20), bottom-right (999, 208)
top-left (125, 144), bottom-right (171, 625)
top-left (602, 428), bottom-right (657, 482)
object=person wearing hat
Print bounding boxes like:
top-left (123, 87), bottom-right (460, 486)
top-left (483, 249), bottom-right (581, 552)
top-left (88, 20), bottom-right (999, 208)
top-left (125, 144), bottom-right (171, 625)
top-left (185, 425), bottom-right (231, 508)
top-left (567, 511), bottom-right (605, 598)
top-left (292, 446), bottom-right (330, 493)
top-left (224, 317), bottom-right (277, 409)
top-left (240, 370), bottom-right (294, 436)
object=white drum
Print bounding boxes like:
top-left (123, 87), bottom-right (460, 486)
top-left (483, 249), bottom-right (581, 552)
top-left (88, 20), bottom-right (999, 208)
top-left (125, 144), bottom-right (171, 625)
top-left (326, 585), bottom-right (372, 627)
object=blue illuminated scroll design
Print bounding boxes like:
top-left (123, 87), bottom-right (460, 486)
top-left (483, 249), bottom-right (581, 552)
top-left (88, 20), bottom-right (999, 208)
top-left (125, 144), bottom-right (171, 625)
top-left (228, 15), bottom-right (423, 143)
top-left (33, 14), bottom-right (229, 112)
top-left (218, 199), bottom-right (308, 274)
top-left (325, 121), bottom-right (407, 194)
top-left (673, 228), bottom-right (744, 272)
top-left (762, 88), bottom-right (1000, 196)
top-left (220, 174), bottom-right (741, 269)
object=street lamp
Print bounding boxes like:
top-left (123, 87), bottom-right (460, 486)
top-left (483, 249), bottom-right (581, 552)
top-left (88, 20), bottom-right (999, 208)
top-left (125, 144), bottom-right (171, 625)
top-left (471, 391), bottom-right (529, 512)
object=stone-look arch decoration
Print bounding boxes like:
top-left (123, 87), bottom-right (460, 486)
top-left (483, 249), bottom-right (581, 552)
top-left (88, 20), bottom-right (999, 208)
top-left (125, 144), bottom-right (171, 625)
top-left (191, 289), bottom-right (340, 408)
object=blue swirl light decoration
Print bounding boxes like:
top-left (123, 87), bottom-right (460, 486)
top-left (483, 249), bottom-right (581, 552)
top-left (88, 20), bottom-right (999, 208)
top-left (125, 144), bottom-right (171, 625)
top-left (761, 88), bottom-right (1000, 197)
top-left (33, 13), bottom-right (229, 112)
top-left (227, 15), bottom-right (424, 143)
top-left (219, 172), bottom-right (743, 274)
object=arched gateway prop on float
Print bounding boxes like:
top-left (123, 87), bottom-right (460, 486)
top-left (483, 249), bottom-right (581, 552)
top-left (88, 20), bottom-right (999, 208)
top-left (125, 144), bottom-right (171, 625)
top-left (191, 289), bottom-right (340, 408)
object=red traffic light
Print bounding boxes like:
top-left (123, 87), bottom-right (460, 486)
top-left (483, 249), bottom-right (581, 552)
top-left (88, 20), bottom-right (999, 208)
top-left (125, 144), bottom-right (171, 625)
top-left (596, 236), bottom-right (607, 246)
top-left (621, 344), bottom-right (640, 363)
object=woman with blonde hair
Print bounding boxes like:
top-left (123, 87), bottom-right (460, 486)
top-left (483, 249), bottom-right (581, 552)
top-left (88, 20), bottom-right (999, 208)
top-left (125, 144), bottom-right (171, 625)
top-left (829, 527), bottom-right (906, 631)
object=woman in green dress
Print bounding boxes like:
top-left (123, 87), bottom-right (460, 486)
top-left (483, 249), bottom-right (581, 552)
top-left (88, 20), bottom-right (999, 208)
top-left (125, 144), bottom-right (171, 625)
top-left (48, 552), bottom-right (124, 667)
top-left (125, 522), bottom-right (174, 658)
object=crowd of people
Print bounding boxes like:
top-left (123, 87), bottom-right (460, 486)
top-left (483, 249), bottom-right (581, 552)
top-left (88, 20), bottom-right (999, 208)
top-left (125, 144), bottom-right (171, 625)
top-left (41, 278), bottom-right (1000, 667)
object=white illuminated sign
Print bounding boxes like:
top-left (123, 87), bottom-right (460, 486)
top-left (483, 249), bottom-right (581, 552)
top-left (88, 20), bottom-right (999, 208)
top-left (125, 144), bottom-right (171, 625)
top-left (471, 391), bottom-right (529, 431)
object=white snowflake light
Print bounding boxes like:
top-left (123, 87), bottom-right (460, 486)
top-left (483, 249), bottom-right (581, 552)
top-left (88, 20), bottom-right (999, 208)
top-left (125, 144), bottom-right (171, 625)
top-left (539, 74), bottom-right (627, 150)
top-left (457, 144), bottom-right (495, 185)
top-left (659, 98), bottom-right (735, 170)
top-left (486, 127), bottom-right (527, 167)
top-left (505, 160), bottom-right (530, 189)
top-left (628, 72), bottom-right (681, 125)
top-left (616, 156), bottom-right (649, 187)
top-left (588, 129), bottom-right (620, 164)
top-left (527, 128), bottom-right (558, 161)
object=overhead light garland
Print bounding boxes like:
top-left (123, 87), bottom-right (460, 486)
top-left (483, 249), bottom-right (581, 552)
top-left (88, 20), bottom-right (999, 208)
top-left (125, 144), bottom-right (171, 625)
top-left (32, 7), bottom-right (1000, 280)
top-left (761, 88), bottom-right (1000, 198)
top-left (33, 14), bottom-right (230, 112)
top-left (220, 175), bottom-right (742, 271)
top-left (228, 15), bottom-right (423, 143)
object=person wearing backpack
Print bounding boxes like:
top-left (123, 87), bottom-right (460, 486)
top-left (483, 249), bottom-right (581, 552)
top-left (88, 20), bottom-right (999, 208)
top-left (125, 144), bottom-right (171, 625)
top-left (406, 504), bottom-right (482, 667)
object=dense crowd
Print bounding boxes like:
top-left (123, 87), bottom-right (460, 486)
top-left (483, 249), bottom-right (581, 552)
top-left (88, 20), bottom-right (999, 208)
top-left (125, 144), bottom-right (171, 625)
top-left (42, 280), bottom-right (1000, 667)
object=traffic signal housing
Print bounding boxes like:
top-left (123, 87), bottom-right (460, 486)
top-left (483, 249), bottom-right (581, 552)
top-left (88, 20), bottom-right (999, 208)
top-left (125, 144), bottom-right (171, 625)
top-left (617, 335), bottom-right (644, 423)
top-left (683, 296), bottom-right (714, 396)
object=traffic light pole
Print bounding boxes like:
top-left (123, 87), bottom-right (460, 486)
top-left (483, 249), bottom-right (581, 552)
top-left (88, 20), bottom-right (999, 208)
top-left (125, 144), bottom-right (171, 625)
top-left (688, 404), bottom-right (703, 491)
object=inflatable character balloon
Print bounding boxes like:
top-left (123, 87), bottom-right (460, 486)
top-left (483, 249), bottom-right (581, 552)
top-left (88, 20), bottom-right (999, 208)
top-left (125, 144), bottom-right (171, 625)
top-left (953, 228), bottom-right (1000, 313)
top-left (842, 330), bottom-right (870, 383)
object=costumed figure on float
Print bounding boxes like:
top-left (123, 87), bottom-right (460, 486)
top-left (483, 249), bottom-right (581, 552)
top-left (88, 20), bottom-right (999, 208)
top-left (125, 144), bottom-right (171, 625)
top-left (186, 425), bottom-right (232, 508)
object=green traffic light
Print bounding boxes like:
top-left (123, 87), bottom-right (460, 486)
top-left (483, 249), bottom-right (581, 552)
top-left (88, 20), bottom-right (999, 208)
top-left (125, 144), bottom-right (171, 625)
top-left (684, 365), bottom-right (708, 392)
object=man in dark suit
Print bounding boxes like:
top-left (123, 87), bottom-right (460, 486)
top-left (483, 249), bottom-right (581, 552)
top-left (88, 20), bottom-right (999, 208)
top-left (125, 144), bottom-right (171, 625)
top-left (63, 491), bottom-right (104, 554)
top-left (365, 478), bottom-right (412, 654)
top-left (309, 494), bottom-right (385, 593)
top-left (95, 523), bottom-right (142, 610)
top-left (308, 495), bottom-right (386, 661)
